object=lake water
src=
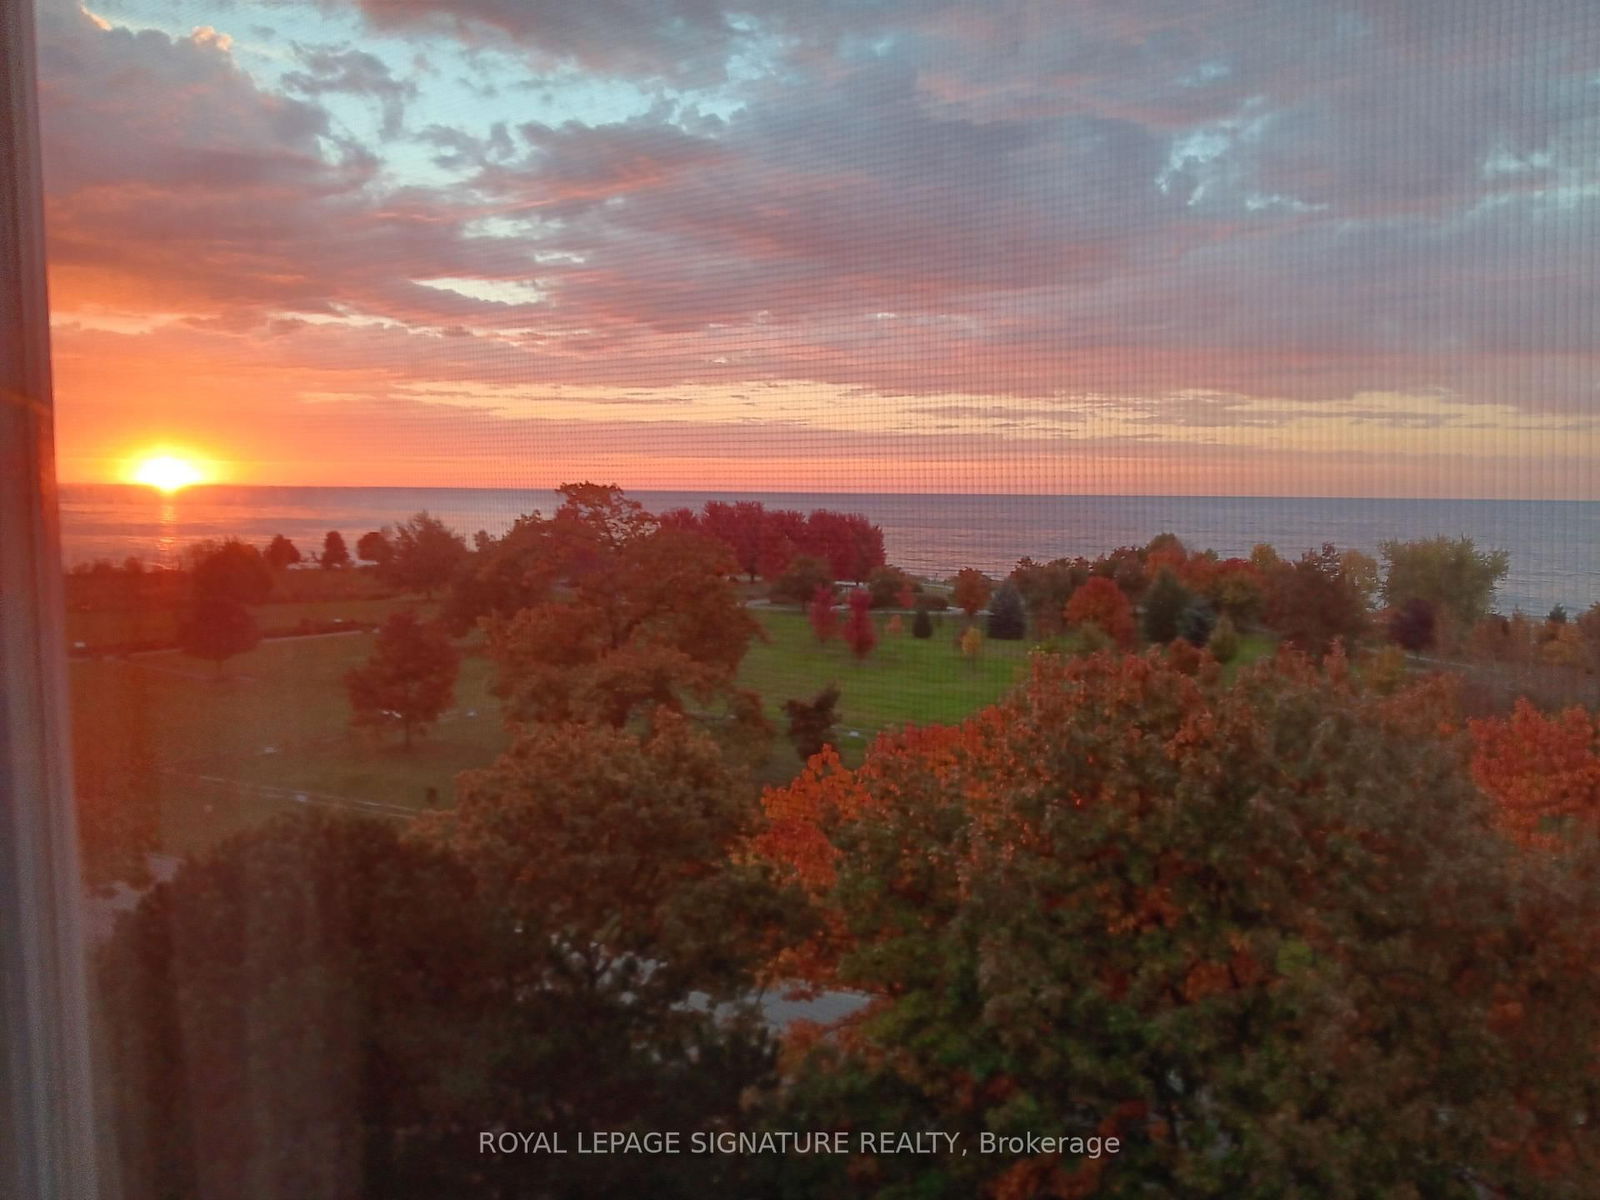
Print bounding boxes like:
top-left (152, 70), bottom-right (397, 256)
top-left (59, 485), bottom-right (1599, 617)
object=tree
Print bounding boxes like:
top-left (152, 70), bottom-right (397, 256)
top-left (264, 534), bottom-right (301, 571)
top-left (1388, 596), bottom-right (1438, 652)
top-left (958, 624), bottom-right (983, 664)
top-left (345, 611), bottom-right (460, 748)
top-left (1208, 613), bottom-right (1240, 663)
top-left (1064, 576), bottom-right (1135, 648)
top-left (1010, 557), bottom-right (1088, 638)
top-left (414, 716), bottom-right (802, 1196)
top-left (190, 539), bottom-right (273, 605)
top-left (783, 685), bottom-right (842, 762)
top-left (808, 585), bottom-right (838, 643)
top-left (755, 652), bottom-right (1600, 1197)
top-left (1340, 548), bottom-right (1381, 610)
top-left (320, 530), bottom-right (350, 570)
top-left (952, 567), bottom-right (992, 619)
top-left (912, 605), bottom-right (934, 640)
top-left (1198, 557), bottom-right (1267, 626)
top-left (1264, 543), bottom-right (1368, 657)
top-left (700, 499), bottom-right (769, 580)
top-left (98, 813), bottom-right (497, 1200)
top-left (1548, 604), bottom-right (1569, 626)
top-left (986, 580), bottom-right (1026, 640)
top-left (843, 589), bottom-right (877, 660)
top-left (1141, 568), bottom-right (1190, 645)
top-left (178, 597), bottom-right (260, 677)
top-left (486, 518), bottom-right (763, 734)
top-left (1471, 699), bottom-right (1600, 849)
top-left (1145, 531), bottom-right (1188, 564)
top-left (803, 510), bottom-right (885, 582)
top-left (385, 511), bottom-right (467, 597)
top-left (866, 565), bottom-right (919, 609)
top-left (1178, 599), bottom-right (1216, 647)
top-left (1381, 536), bottom-right (1510, 633)
top-left (356, 528), bottom-right (394, 566)
top-left (769, 555), bottom-right (833, 606)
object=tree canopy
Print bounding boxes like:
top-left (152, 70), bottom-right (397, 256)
top-left (755, 650), bottom-right (1600, 1196)
top-left (344, 610), bottom-right (460, 748)
top-left (1381, 536), bottom-right (1510, 632)
top-left (479, 487), bottom-right (765, 734)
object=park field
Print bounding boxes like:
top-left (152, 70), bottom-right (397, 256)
top-left (71, 602), bottom-right (1273, 857)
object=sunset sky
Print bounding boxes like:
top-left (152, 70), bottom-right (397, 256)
top-left (36, 0), bottom-right (1600, 496)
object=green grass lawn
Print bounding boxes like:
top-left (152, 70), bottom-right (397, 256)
top-left (71, 631), bottom-right (504, 856)
top-left (741, 611), bottom-right (1034, 767)
top-left (66, 595), bottom-right (433, 650)
top-left (72, 599), bottom-right (1277, 857)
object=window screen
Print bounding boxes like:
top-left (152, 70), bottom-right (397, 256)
top-left (25, 0), bottom-right (1600, 1195)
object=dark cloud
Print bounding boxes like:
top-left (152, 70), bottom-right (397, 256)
top-left (282, 43), bottom-right (418, 136)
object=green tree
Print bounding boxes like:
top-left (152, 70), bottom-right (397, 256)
top-left (178, 597), bottom-right (260, 677)
top-left (320, 530), bottom-right (350, 569)
top-left (1380, 536), bottom-right (1510, 632)
top-left (190, 539), bottom-right (273, 605)
top-left (986, 580), bottom-right (1026, 640)
top-left (384, 511), bottom-right (467, 597)
top-left (415, 716), bottom-right (803, 1195)
top-left (345, 611), bottom-right (460, 748)
top-left (356, 528), bottom-right (394, 566)
top-left (1141, 568), bottom-right (1191, 645)
top-left (866, 565), bottom-right (920, 609)
top-left (486, 517), bottom-right (763, 734)
top-left (264, 534), bottom-right (301, 571)
top-left (912, 604), bottom-right (934, 639)
top-left (770, 554), bottom-right (833, 605)
top-left (783, 684), bottom-right (842, 762)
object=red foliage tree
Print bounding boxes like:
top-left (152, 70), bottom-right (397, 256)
top-left (1064, 575), bottom-right (1135, 647)
top-left (843, 588), bottom-right (877, 660)
top-left (804, 511), bottom-right (885, 582)
top-left (808, 585), bottom-right (838, 643)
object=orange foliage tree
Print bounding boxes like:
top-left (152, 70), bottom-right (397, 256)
top-left (952, 567), bottom-right (993, 618)
top-left (1063, 575), bottom-right (1135, 647)
top-left (1471, 699), bottom-right (1600, 847)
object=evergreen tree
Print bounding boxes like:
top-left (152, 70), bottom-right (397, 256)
top-left (1141, 568), bottom-right (1191, 645)
top-left (912, 605), bottom-right (934, 639)
top-left (264, 534), bottom-right (301, 571)
top-left (1179, 599), bottom-right (1217, 647)
top-left (986, 580), bottom-right (1026, 640)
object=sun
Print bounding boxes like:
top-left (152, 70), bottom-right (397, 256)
top-left (131, 453), bottom-right (207, 493)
